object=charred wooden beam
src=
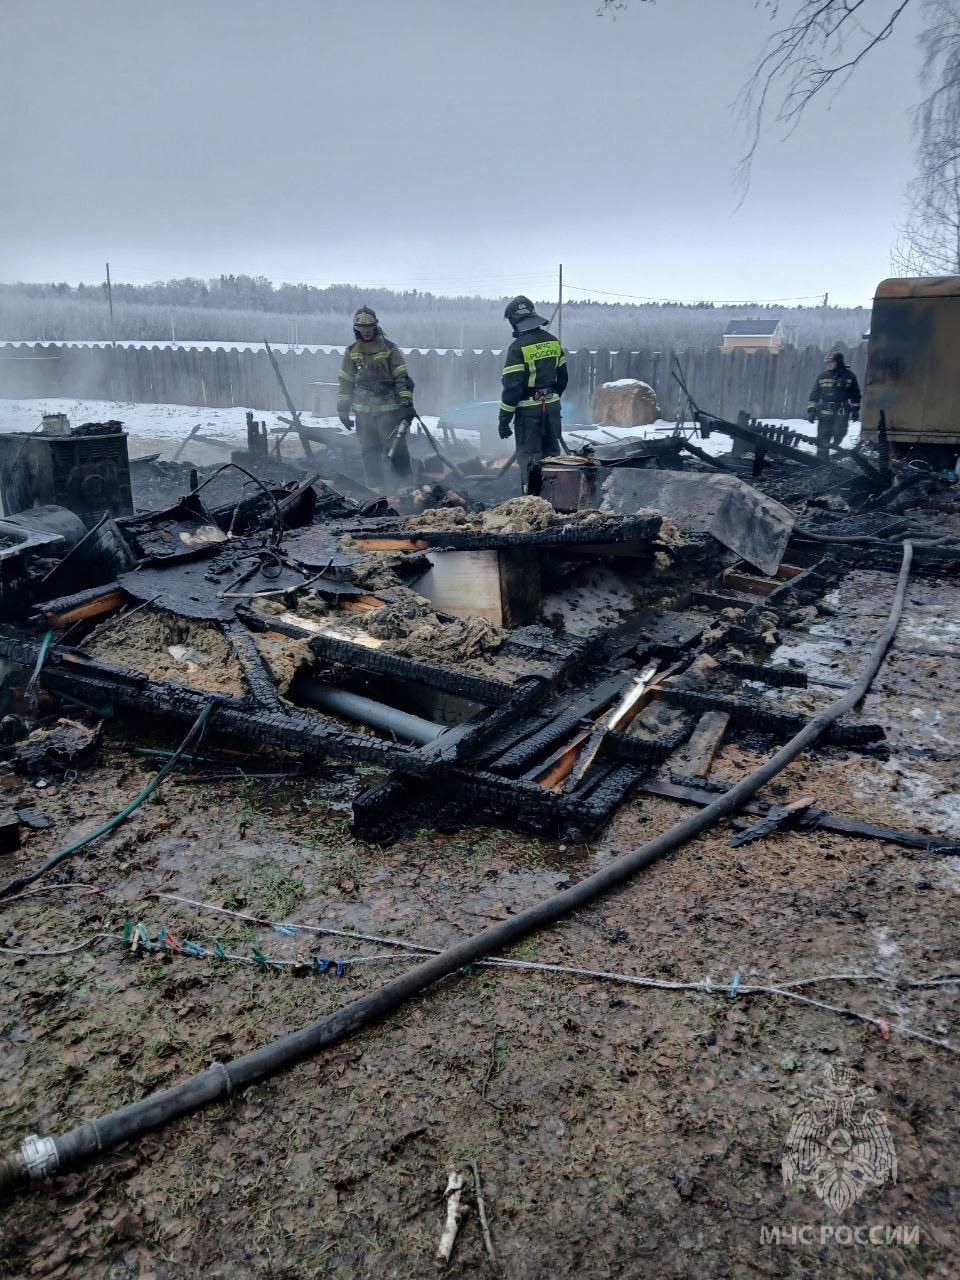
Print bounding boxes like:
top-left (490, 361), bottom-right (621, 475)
top-left (663, 710), bottom-right (730, 778)
top-left (39, 583), bottom-right (128, 627)
top-left (652, 686), bottom-right (884, 747)
top-left (0, 631), bottom-right (437, 777)
top-left (302, 628), bottom-right (528, 708)
top-left (638, 778), bottom-right (957, 852)
top-left (719, 662), bottom-right (808, 689)
top-left (489, 672), bottom-right (637, 774)
top-left (722, 570), bottom-right (777, 598)
top-left (222, 620), bottom-right (286, 712)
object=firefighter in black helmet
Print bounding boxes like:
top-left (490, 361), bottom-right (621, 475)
top-left (807, 350), bottom-right (861, 460)
top-left (337, 305), bottom-right (416, 488)
top-left (498, 296), bottom-right (568, 493)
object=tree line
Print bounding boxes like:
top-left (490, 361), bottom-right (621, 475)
top-left (0, 279), bottom-right (869, 352)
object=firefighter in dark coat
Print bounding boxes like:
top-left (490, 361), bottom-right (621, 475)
top-left (498, 296), bottom-right (568, 493)
top-left (807, 350), bottom-right (861, 459)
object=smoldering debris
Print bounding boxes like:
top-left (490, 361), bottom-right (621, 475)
top-left (85, 611), bottom-right (246, 695)
top-left (365, 593), bottom-right (506, 661)
top-left (1, 393), bottom-right (959, 848)
top-left (479, 497), bottom-right (557, 534)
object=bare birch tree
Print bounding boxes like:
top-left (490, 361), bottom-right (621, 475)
top-left (732, 1), bottom-right (916, 192)
top-left (599, 2), bottom-right (960, 272)
top-left (895, 0), bottom-right (960, 271)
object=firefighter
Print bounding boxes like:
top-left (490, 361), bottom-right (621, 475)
top-left (337, 306), bottom-right (415, 488)
top-left (807, 350), bottom-right (861, 459)
top-left (498, 296), bottom-right (568, 493)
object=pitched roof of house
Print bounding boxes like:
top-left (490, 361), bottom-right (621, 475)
top-left (723, 318), bottom-right (782, 337)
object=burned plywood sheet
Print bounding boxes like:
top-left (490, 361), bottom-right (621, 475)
top-left (280, 524), bottom-right (363, 574)
top-left (601, 469), bottom-right (794, 576)
top-left (116, 531), bottom-right (362, 622)
top-left (416, 548), bottom-right (541, 628)
top-left (118, 493), bottom-right (228, 562)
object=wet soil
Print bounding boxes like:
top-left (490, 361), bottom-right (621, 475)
top-left (0, 568), bottom-right (958, 1279)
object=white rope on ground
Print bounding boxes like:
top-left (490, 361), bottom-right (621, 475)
top-left (6, 893), bottom-right (957, 1053)
top-left (11, 929), bottom-right (958, 1001)
top-left (743, 985), bottom-right (958, 1055)
top-left (0, 884), bottom-right (101, 906)
top-left (155, 890), bottom-right (960, 996)
top-left (0, 939), bottom-right (95, 958)
top-left (156, 891), bottom-right (440, 954)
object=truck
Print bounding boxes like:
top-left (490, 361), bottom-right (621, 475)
top-left (861, 275), bottom-right (960, 466)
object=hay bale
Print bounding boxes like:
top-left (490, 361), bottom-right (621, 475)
top-left (590, 379), bottom-right (660, 427)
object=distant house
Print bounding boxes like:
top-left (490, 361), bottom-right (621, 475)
top-left (721, 318), bottom-right (786, 353)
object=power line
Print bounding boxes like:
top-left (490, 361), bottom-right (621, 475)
top-left (297, 271), bottom-right (557, 295)
top-left (564, 282), bottom-right (837, 306)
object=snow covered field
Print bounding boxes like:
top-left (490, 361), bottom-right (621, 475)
top-left (0, 398), bottom-right (447, 464)
top-left (562, 417), bottom-right (861, 454)
top-left (0, 396), bottom-right (860, 464)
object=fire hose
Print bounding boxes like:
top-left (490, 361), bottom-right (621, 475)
top-left (0, 543), bottom-right (913, 1197)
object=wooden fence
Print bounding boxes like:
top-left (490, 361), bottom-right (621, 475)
top-left (0, 341), bottom-right (866, 422)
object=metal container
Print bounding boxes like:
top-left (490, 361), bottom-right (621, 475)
top-left (863, 276), bottom-right (960, 447)
top-left (0, 429), bottom-right (133, 527)
top-left (540, 459), bottom-right (600, 512)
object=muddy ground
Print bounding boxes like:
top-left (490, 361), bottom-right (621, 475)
top-left (1, 566), bottom-right (958, 1279)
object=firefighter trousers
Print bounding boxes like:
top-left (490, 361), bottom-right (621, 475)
top-left (816, 412), bottom-right (849, 459)
top-left (354, 407), bottom-right (411, 490)
top-left (514, 401), bottom-right (562, 494)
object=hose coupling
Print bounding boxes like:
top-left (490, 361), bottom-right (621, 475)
top-left (20, 1134), bottom-right (59, 1180)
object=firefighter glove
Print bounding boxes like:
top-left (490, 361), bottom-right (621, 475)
top-left (401, 404), bottom-right (416, 425)
top-left (807, 411), bottom-right (816, 424)
top-left (339, 414), bottom-right (353, 432)
top-left (849, 407), bottom-right (860, 422)
top-left (498, 412), bottom-right (513, 440)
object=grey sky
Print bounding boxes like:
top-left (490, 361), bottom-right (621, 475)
top-left (0, 0), bottom-right (923, 306)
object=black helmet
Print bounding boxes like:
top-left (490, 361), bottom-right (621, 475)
top-left (826, 349), bottom-right (846, 368)
top-left (504, 295), bottom-right (547, 334)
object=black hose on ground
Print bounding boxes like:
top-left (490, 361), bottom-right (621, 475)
top-left (0, 544), bottom-right (914, 1197)
top-left (793, 525), bottom-right (955, 549)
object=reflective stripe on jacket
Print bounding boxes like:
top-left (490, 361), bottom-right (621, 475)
top-left (499, 327), bottom-right (568, 417)
top-left (337, 335), bottom-right (414, 416)
top-left (807, 367), bottom-right (861, 416)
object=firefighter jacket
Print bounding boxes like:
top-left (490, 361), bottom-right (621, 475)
top-left (499, 327), bottom-right (568, 424)
top-left (337, 335), bottom-right (414, 417)
top-left (807, 365), bottom-right (861, 418)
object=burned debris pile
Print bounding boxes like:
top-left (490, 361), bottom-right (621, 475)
top-left (4, 380), bottom-right (960, 1234)
top-left (1, 400), bottom-right (958, 866)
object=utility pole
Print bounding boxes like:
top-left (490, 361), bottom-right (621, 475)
top-left (105, 261), bottom-right (118, 401)
top-left (557, 263), bottom-right (563, 346)
top-left (819, 290), bottom-right (829, 351)
top-left (105, 262), bottom-right (117, 349)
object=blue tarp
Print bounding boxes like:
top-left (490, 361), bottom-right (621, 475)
top-left (438, 399), bottom-right (592, 430)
